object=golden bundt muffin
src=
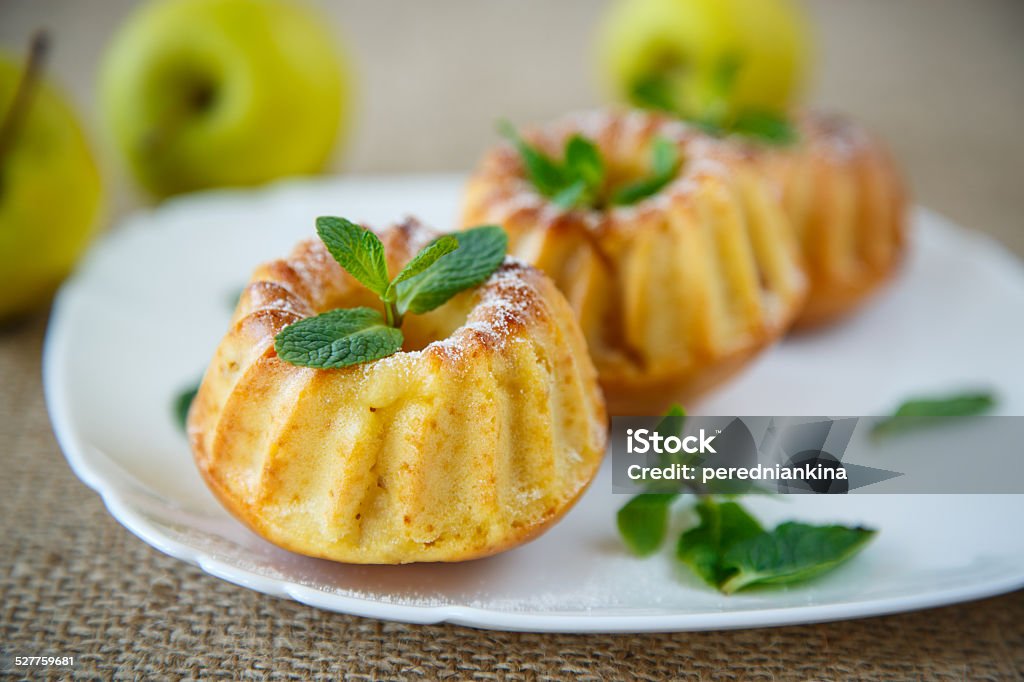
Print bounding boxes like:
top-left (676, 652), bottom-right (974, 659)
top-left (763, 111), bottom-right (908, 329)
top-left (462, 109), bottom-right (807, 415)
top-left (188, 218), bottom-right (607, 564)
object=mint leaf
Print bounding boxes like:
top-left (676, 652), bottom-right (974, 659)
top-left (498, 120), bottom-right (566, 196)
top-left (627, 52), bottom-right (798, 146)
top-left (719, 522), bottom-right (876, 594)
top-left (396, 225), bottom-right (507, 315)
top-left (676, 499), bottom-right (764, 587)
top-left (610, 175), bottom-right (671, 206)
top-left (660, 403), bottom-right (686, 421)
top-left (384, 235), bottom-right (459, 301)
top-left (615, 403), bottom-right (690, 556)
top-left (565, 135), bottom-right (604, 190)
top-left (316, 217), bottom-right (391, 297)
top-left (499, 122), bottom-right (609, 210)
top-left (173, 383), bottom-right (199, 432)
top-left (731, 110), bottom-right (798, 145)
top-left (872, 391), bottom-right (996, 439)
top-left (274, 307), bottom-right (403, 369)
top-left (550, 178), bottom-right (590, 210)
top-left (617, 493), bottom-right (679, 556)
top-left (651, 137), bottom-right (678, 177)
top-left (710, 53), bottom-right (742, 100)
top-left (644, 403), bottom-right (697, 494)
top-left (630, 72), bottom-right (680, 114)
top-left (610, 137), bottom-right (680, 206)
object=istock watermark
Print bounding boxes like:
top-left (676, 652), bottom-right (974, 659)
top-left (611, 415), bottom-right (1024, 495)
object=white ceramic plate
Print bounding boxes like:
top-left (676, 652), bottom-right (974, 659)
top-left (45, 175), bottom-right (1024, 632)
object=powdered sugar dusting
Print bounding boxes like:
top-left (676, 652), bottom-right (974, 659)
top-left (802, 111), bottom-right (873, 162)
top-left (481, 108), bottom-right (749, 226)
top-left (427, 259), bottom-right (542, 363)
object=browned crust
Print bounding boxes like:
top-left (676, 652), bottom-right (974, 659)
top-left (775, 111), bottom-right (909, 329)
top-left (598, 333), bottom-right (780, 416)
top-left (195, 441), bottom-right (604, 565)
top-left (789, 252), bottom-right (904, 331)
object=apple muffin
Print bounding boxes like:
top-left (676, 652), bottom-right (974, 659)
top-left (756, 111), bottom-right (909, 328)
top-left (188, 217), bottom-right (607, 564)
top-left (462, 109), bottom-right (807, 415)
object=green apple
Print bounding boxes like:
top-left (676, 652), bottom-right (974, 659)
top-left (0, 35), bottom-right (104, 322)
top-left (99, 0), bottom-right (350, 198)
top-left (596, 0), bottom-right (812, 120)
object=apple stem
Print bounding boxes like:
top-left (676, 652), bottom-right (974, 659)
top-left (0, 30), bottom-right (50, 167)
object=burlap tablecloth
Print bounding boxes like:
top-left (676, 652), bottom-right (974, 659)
top-left (1, 314), bottom-right (1022, 679)
top-left (3, 0), bottom-right (1024, 677)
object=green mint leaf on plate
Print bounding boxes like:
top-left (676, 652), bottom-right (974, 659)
top-left (653, 402), bottom-right (687, 458)
top-left (731, 110), bottom-right (798, 145)
top-left (616, 402), bottom-right (874, 595)
top-left (616, 403), bottom-right (689, 555)
top-left (397, 225), bottom-right (508, 315)
top-left (617, 493), bottom-right (679, 556)
top-left (650, 403), bottom-right (688, 481)
top-left (274, 307), bottom-right (404, 369)
top-left (384, 235), bottom-right (459, 301)
top-left (173, 383), bottom-right (199, 432)
top-left (676, 498), bottom-right (764, 587)
top-left (646, 404), bottom-right (697, 494)
top-left (610, 137), bottom-right (680, 206)
top-left (499, 120), bottom-right (566, 197)
top-left (872, 391), bottom-right (996, 439)
top-left (719, 522), bottom-right (877, 594)
top-left (316, 216), bottom-right (391, 297)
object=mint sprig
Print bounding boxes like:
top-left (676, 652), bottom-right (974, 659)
top-left (871, 390), bottom-right (996, 439)
top-left (674, 498), bottom-right (876, 594)
top-left (499, 120), bottom-right (603, 210)
top-left (609, 138), bottom-right (680, 206)
top-left (273, 219), bottom-right (507, 370)
top-left (630, 72), bottom-right (679, 114)
top-left (628, 53), bottom-right (797, 146)
top-left (617, 405), bottom-right (877, 594)
top-left (729, 110), bottom-right (798, 145)
top-left (500, 121), bottom-right (680, 209)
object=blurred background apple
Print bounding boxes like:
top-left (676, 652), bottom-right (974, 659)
top-left (0, 33), bottom-right (103, 322)
top-left (596, 0), bottom-right (811, 121)
top-left (0, 1), bottom-right (1019, 261)
top-left (98, 0), bottom-right (349, 199)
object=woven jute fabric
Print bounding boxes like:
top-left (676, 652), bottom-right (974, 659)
top-left (2, 316), bottom-right (1022, 681)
